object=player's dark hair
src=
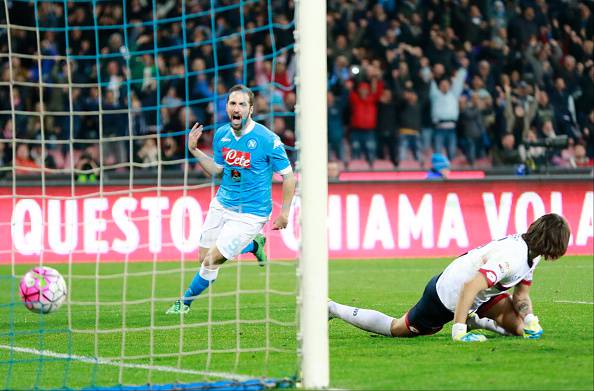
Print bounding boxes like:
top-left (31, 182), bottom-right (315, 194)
top-left (522, 213), bottom-right (570, 261)
top-left (227, 84), bottom-right (254, 107)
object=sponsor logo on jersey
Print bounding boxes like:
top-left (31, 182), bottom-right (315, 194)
top-left (222, 148), bottom-right (251, 168)
top-left (221, 137), bottom-right (231, 142)
top-left (231, 169), bottom-right (241, 182)
top-left (247, 139), bottom-right (258, 149)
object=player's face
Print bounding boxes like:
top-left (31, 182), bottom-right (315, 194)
top-left (227, 91), bottom-right (253, 130)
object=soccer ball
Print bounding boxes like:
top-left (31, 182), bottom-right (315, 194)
top-left (19, 266), bottom-right (67, 314)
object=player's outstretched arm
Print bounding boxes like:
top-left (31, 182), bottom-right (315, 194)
top-left (188, 123), bottom-right (223, 177)
top-left (452, 273), bottom-right (489, 342)
top-left (513, 283), bottom-right (543, 339)
top-left (272, 171), bottom-right (296, 230)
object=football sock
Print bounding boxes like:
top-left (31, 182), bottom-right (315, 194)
top-left (328, 300), bottom-right (393, 337)
top-left (467, 315), bottom-right (511, 336)
top-left (183, 264), bottom-right (219, 306)
top-left (240, 241), bottom-right (256, 254)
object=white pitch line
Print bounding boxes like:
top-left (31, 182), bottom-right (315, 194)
top-left (554, 300), bottom-right (594, 305)
top-left (0, 344), bottom-right (251, 382)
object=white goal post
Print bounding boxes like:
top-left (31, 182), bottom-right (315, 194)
top-left (296, 0), bottom-right (329, 389)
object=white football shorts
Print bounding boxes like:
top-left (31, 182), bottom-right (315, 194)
top-left (199, 198), bottom-right (268, 260)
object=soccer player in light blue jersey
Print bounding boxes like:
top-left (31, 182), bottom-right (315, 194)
top-left (167, 84), bottom-right (296, 314)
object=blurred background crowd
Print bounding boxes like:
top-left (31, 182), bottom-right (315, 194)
top-left (326, 0), bottom-right (593, 172)
top-left (0, 0), bottom-right (593, 177)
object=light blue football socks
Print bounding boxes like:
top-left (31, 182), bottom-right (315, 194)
top-left (183, 265), bottom-right (219, 306)
top-left (182, 238), bottom-right (263, 306)
top-left (241, 241), bottom-right (255, 253)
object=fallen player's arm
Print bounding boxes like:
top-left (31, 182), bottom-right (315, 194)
top-left (453, 273), bottom-right (489, 325)
top-left (451, 273), bottom-right (489, 341)
top-left (513, 282), bottom-right (543, 339)
top-left (512, 282), bottom-right (533, 319)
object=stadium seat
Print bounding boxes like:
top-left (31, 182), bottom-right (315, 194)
top-left (474, 156), bottom-right (493, 169)
top-left (398, 160), bottom-right (422, 170)
top-left (451, 155), bottom-right (468, 169)
top-left (346, 159), bottom-right (371, 171)
top-left (372, 159), bottom-right (395, 170)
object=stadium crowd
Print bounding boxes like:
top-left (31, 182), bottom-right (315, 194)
top-left (0, 0), bottom-right (593, 176)
top-left (326, 0), bottom-right (593, 171)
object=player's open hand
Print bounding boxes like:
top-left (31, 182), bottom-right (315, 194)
top-left (188, 122), bottom-right (203, 150)
top-left (452, 331), bottom-right (487, 342)
top-left (451, 322), bottom-right (487, 342)
top-left (272, 213), bottom-right (289, 230)
top-left (522, 314), bottom-right (543, 339)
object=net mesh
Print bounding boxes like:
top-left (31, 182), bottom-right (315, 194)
top-left (0, 0), bottom-right (297, 389)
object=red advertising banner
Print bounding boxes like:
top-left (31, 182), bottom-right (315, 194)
top-left (0, 179), bottom-right (592, 264)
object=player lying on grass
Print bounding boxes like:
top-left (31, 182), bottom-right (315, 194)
top-left (329, 213), bottom-right (570, 342)
top-left (166, 84), bottom-right (296, 315)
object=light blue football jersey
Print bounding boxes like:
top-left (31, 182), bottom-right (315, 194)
top-left (212, 121), bottom-right (292, 217)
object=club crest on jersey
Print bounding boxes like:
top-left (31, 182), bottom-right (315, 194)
top-left (222, 148), bottom-right (251, 168)
top-left (247, 139), bottom-right (258, 150)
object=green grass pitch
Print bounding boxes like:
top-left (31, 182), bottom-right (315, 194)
top-left (0, 256), bottom-right (592, 390)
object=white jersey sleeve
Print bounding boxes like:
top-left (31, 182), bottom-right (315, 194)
top-left (436, 234), bottom-right (537, 312)
top-left (477, 244), bottom-right (518, 288)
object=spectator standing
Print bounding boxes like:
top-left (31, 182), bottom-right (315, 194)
top-left (396, 86), bottom-right (422, 163)
top-left (102, 89), bottom-right (128, 164)
top-left (576, 65), bottom-right (593, 128)
top-left (348, 75), bottom-right (383, 167)
top-left (532, 89), bottom-right (555, 131)
top-left (375, 88), bottom-right (398, 166)
top-left (328, 90), bottom-right (347, 164)
top-left (429, 62), bottom-right (467, 160)
top-left (458, 94), bottom-right (485, 166)
top-left (549, 77), bottom-right (579, 141)
top-left (503, 82), bottom-right (536, 144)
top-left (416, 57), bottom-right (434, 162)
